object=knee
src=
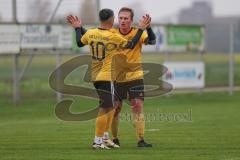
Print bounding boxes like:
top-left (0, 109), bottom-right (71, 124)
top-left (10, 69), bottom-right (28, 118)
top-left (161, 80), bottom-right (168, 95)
top-left (131, 99), bottom-right (143, 114)
top-left (114, 101), bottom-right (122, 118)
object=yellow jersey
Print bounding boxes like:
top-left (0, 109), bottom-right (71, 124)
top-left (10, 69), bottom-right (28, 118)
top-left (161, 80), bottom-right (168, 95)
top-left (110, 27), bottom-right (148, 82)
top-left (81, 28), bottom-right (128, 81)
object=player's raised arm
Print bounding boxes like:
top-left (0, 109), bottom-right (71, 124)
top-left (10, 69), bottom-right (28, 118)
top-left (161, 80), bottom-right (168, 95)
top-left (67, 15), bottom-right (82, 28)
top-left (143, 14), bottom-right (156, 45)
top-left (67, 15), bottom-right (87, 47)
top-left (124, 14), bottom-right (151, 49)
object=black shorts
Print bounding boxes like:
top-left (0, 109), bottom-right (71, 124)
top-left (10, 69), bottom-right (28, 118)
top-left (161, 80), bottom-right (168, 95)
top-left (93, 81), bottom-right (115, 108)
top-left (115, 79), bottom-right (144, 101)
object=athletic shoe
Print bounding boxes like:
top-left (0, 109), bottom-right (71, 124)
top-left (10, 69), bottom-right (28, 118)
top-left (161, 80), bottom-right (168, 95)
top-left (92, 143), bottom-right (111, 149)
top-left (137, 140), bottom-right (152, 147)
top-left (103, 139), bottom-right (120, 148)
top-left (112, 138), bottom-right (120, 146)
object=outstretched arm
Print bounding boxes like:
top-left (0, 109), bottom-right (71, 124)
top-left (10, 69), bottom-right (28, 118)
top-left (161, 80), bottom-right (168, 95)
top-left (143, 14), bottom-right (156, 45)
top-left (67, 15), bottom-right (87, 47)
top-left (125, 14), bottom-right (151, 49)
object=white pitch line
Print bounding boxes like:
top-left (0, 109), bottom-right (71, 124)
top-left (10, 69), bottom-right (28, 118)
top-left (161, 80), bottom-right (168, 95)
top-left (146, 129), bottom-right (160, 132)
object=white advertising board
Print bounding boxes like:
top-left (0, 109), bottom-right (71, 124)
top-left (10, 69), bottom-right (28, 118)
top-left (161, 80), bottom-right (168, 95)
top-left (20, 25), bottom-right (72, 49)
top-left (163, 61), bottom-right (205, 89)
top-left (0, 25), bottom-right (20, 54)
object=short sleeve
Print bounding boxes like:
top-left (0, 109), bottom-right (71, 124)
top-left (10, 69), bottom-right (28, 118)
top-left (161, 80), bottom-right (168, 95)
top-left (80, 31), bottom-right (89, 45)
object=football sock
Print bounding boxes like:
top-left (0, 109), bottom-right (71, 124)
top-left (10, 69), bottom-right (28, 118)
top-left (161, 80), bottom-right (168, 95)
top-left (103, 132), bottom-right (109, 140)
top-left (131, 99), bottom-right (145, 141)
top-left (132, 112), bottom-right (145, 141)
top-left (105, 109), bottom-right (115, 134)
top-left (94, 136), bottom-right (103, 144)
top-left (95, 109), bottom-right (107, 138)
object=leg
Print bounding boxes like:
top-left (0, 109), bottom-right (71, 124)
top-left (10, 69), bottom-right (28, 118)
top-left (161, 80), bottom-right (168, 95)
top-left (102, 106), bottom-right (120, 148)
top-left (103, 106), bottom-right (115, 139)
top-left (129, 79), bottom-right (152, 147)
top-left (130, 98), bottom-right (144, 141)
top-left (111, 100), bottom-right (123, 139)
top-left (111, 81), bottom-right (127, 145)
top-left (95, 107), bottom-right (108, 141)
top-left (93, 81), bottom-right (116, 149)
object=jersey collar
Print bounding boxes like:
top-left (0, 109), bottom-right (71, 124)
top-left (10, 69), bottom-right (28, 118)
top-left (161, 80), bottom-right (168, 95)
top-left (98, 27), bottom-right (109, 30)
top-left (118, 27), bottom-right (133, 35)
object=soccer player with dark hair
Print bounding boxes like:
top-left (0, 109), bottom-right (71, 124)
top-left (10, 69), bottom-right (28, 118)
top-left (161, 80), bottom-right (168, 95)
top-left (67, 8), bottom-right (150, 149)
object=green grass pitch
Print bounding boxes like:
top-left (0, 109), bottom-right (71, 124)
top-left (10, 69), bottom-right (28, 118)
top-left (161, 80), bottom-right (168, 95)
top-left (0, 91), bottom-right (240, 160)
top-left (0, 53), bottom-right (240, 159)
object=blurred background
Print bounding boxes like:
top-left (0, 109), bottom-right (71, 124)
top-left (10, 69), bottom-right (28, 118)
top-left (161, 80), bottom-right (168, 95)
top-left (1, 2), bottom-right (240, 159)
top-left (0, 0), bottom-right (240, 53)
top-left (0, 0), bottom-right (240, 104)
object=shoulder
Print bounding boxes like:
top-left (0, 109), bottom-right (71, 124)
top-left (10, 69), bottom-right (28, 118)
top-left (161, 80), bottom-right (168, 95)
top-left (110, 28), bottom-right (118, 33)
top-left (132, 27), bottom-right (138, 31)
top-left (86, 28), bottom-right (96, 33)
top-left (131, 27), bottom-right (139, 33)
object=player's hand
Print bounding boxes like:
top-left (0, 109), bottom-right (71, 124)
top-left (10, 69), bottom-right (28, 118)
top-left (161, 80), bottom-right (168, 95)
top-left (67, 15), bottom-right (82, 28)
top-left (138, 14), bottom-right (151, 30)
top-left (143, 14), bottom-right (152, 28)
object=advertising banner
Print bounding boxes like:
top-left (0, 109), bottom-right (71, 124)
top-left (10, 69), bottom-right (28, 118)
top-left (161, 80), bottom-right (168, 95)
top-left (0, 25), bottom-right (20, 54)
top-left (20, 25), bottom-right (72, 49)
top-left (163, 61), bottom-right (205, 88)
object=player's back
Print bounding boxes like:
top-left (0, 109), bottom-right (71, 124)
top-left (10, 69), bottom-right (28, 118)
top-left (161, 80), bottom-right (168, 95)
top-left (81, 28), bottom-right (127, 81)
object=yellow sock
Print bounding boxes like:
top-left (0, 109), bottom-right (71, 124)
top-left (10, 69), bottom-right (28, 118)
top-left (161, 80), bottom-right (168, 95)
top-left (95, 110), bottom-right (107, 137)
top-left (132, 112), bottom-right (145, 141)
top-left (105, 109), bottom-right (115, 132)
